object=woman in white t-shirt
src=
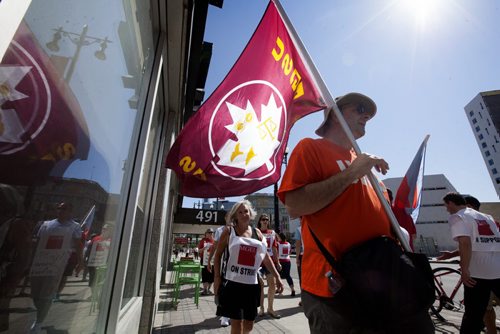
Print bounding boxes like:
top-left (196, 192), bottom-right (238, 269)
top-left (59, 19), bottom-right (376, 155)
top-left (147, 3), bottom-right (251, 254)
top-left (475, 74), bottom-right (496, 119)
top-left (214, 200), bottom-right (283, 333)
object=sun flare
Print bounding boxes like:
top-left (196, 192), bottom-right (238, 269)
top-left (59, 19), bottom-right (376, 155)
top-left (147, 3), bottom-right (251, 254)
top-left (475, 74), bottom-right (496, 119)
top-left (399, 0), bottom-right (441, 31)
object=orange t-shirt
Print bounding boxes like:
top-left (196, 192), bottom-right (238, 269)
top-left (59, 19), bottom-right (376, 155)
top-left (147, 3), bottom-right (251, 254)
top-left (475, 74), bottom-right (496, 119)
top-left (278, 138), bottom-right (392, 298)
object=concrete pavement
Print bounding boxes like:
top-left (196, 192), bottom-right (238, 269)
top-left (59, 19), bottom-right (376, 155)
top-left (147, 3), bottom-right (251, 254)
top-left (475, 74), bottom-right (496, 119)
top-left (152, 261), bottom-right (479, 333)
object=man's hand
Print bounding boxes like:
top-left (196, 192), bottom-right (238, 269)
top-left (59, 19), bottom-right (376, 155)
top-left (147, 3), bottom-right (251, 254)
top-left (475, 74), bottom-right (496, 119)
top-left (461, 268), bottom-right (476, 287)
top-left (350, 153), bottom-right (389, 177)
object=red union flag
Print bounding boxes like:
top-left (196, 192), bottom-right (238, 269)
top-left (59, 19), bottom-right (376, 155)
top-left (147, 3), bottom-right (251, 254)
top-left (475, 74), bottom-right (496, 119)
top-left (0, 22), bottom-right (89, 185)
top-left (166, 1), bottom-right (327, 197)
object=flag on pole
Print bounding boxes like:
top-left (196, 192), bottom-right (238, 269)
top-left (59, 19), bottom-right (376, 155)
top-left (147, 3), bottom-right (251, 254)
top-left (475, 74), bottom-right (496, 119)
top-left (394, 135), bottom-right (430, 224)
top-left (166, 1), bottom-right (327, 197)
top-left (0, 22), bottom-right (90, 185)
top-left (80, 204), bottom-right (96, 233)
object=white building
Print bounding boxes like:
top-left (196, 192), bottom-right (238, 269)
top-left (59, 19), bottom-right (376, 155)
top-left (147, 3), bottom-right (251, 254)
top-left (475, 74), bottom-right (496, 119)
top-left (383, 174), bottom-right (458, 255)
top-left (465, 90), bottom-right (500, 198)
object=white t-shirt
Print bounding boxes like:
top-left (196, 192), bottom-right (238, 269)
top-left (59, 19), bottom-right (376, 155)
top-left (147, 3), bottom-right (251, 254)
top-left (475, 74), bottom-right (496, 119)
top-left (31, 219), bottom-right (82, 277)
top-left (224, 227), bottom-right (267, 284)
top-left (449, 208), bottom-right (500, 279)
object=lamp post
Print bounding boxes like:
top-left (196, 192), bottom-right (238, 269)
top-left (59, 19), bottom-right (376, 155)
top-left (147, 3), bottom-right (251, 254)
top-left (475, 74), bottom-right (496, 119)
top-left (46, 25), bottom-right (111, 83)
top-left (274, 148), bottom-right (289, 234)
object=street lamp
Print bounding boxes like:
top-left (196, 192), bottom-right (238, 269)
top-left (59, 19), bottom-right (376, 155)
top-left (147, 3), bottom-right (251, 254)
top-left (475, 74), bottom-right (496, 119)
top-left (46, 25), bottom-right (111, 82)
top-left (274, 147), bottom-right (289, 234)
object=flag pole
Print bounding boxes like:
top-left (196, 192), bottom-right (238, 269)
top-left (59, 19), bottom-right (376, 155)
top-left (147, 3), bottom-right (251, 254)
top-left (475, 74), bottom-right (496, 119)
top-left (272, 0), bottom-right (411, 251)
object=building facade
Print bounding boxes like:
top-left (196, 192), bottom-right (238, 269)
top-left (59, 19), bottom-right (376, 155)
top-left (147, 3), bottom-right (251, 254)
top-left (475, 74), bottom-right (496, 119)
top-left (0, 0), bottom-right (219, 333)
top-left (465, 90), bottom-right (500, 198)
top-left (383, 174), bottom-right (458, 255)
top-left (245, 192), bottom-right (291, 236)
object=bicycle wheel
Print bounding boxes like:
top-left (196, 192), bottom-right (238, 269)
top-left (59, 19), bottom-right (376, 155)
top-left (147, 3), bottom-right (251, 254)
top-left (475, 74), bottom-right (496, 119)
top-left (431, 267), bottom-right (464, 316)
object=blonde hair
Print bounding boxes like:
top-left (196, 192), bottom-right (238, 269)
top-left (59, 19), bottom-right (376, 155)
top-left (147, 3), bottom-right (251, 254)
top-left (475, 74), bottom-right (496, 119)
top-left (226, 200), bottom-right (257, 225)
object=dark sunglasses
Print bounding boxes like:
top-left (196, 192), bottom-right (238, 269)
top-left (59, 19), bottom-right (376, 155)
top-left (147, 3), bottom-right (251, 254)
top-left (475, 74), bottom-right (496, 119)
top-left (340, 103), bottom-right (372, 118)
top-left (260, 218), bottom-right (269, 221)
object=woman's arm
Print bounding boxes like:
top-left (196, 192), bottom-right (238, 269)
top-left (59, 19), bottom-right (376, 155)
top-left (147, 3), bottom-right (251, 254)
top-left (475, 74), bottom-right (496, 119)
top-left (213, 227), bottom-right (230, 295)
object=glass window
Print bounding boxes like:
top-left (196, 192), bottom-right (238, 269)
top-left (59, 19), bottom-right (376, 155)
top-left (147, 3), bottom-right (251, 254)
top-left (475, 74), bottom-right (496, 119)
top-left (469, 110), bottom-right (474, 116)
top-left (494, 145), bottom-right (497, 153)
top-left (492, 168), bottom-right (497, 175)
top-left (472, 118), bottom-right (477, 124)
top-left (0, 0), bottom-right (154, 332)
top-left (479, 134), bottom-right (484, 140)
top-left (496, 177), bottom-right (500, 184)
top-left (121, 81), bottom-right (163, 308)
top-left (479, 111), bottom-right (483, 119)
top-left (486, 128), bottom-right (490, 135)
top-left (488, 159), bottom-right (494, 166)
top-left (486, 150), bottom-right (491, 157)
top-left (480, 102), bottom-right (484, 109)
top-left (487, 119), bottom-right (491, 126)
top-left (482, 142), bottom-right (488, 148)
top-left (475, 126), bottom-right (480, 132)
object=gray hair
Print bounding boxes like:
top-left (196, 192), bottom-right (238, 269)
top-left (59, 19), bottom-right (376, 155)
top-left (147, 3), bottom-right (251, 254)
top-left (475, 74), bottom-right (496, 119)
top-left (226, 199), bottom-right (257, 224)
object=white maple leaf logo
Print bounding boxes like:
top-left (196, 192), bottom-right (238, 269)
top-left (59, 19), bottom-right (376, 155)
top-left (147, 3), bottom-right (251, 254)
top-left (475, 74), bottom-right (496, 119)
top-left (216, 93), bottom-right (282, 175)
top-left (0, 65), bottom-right (31, 144)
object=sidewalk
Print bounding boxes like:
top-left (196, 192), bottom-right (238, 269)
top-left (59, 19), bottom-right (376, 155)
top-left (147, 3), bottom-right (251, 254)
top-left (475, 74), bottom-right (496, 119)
top-left (152, 271), bottom-right (471, 334)
top-left (153, 272), bottom-right (308, 333)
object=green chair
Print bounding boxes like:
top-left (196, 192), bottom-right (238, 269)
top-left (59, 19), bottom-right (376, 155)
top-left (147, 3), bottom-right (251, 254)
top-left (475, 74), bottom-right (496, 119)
top-left (172, 262), bottom-right (201, 307)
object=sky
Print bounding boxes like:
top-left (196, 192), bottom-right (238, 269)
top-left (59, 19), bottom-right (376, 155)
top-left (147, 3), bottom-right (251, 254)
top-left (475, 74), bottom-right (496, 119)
top-left (184, 0), bottom-right (500, 208)
top-left (184, 0), bottom-right (500, 207)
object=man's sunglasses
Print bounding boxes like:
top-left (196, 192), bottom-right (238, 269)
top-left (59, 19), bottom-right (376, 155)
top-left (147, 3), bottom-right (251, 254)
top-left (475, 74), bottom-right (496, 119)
top-left (340, 103), bottom-right (373, 118)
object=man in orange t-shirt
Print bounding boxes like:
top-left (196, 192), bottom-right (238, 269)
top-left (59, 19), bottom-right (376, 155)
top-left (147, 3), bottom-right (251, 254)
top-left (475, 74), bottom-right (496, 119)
top-left (277, 93), bottom-right (434, 334)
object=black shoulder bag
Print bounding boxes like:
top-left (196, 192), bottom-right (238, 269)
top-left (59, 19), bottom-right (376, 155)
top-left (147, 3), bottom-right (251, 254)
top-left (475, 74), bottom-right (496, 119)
top-left (308, 226), bottom-right (434, 329)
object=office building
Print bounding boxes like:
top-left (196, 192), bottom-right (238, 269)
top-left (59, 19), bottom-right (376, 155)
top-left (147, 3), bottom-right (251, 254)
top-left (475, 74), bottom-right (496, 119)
top-left (383, 174), bottom-right (457, 255)
top-left (465, 90), bottom-right (500, 198)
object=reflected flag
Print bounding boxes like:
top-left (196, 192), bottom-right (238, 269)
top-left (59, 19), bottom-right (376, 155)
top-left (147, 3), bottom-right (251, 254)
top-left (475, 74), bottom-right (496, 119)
top-left (166, 1), bottom-right (327, 197)
top-left (394, 135), bottom-right (430, 224)
top-left (0, 22), bottom-right (89, 185)
top-left (81, 204), bottom-right (96, 233)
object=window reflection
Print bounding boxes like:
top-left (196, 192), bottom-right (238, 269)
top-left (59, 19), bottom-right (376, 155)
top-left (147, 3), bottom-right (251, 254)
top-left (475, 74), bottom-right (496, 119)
top-left (0, 0), bottom-right (154, 331)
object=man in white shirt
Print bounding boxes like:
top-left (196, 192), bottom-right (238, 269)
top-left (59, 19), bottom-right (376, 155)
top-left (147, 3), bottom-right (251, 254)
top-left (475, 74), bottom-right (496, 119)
top-left (443, 192), bottom-right (500, 334)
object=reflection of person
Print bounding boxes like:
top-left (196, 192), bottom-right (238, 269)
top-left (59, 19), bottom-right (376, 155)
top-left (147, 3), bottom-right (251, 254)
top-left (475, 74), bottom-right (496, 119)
top-left (0, 184), bottom-right (34, 332)
top-left (277, 232), bottom-right (295, 296)
top-left (213, 200), bottom-right (283, 333)
top-left (30, 202), bottom-right (83, 333)
top-left (256, 214), bottom-right (281, 318)
top-left (86, 224), bottom-right (112, 287)
top-left (278, 93), bottom-right (434, 333)
top-left (198, 228), bottom-right (215, 295)
top-left (442, 192), bottom-right (500, 334)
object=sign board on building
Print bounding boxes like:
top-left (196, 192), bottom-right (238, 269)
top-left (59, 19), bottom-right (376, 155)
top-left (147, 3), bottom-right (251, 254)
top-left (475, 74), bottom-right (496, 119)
top-left (174, 208), bottom-right (227, 225)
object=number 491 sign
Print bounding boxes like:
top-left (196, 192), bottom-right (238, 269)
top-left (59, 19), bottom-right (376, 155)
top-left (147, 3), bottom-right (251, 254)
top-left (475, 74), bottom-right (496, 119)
top-left (174, 208), bottom-right (226, 225)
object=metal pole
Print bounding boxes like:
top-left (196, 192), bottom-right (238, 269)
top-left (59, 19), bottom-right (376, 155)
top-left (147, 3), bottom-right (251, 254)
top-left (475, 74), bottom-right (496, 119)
top-left (272, 0), bottom-right (411, 252)
top-left (274, 183), bottom-right (280, 233)
top-left (65, 25), bottom-right (88, 82)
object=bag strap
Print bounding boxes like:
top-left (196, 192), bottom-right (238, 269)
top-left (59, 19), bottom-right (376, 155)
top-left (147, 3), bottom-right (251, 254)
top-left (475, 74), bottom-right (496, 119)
top-left (308, 225), bottom-right (340, 272)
